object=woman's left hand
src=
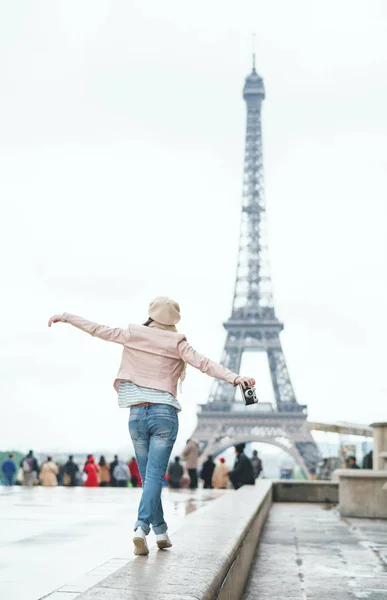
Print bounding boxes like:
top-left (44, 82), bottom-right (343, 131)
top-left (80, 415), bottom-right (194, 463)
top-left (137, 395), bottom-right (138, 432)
top-left (234, 376), bottom-right (256, 388)
top-left (48, 315), bottom-right (64, 327)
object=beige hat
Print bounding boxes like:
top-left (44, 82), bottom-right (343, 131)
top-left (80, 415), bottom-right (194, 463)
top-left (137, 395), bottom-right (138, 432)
top-left (148, 296), bottom-right (181, 326)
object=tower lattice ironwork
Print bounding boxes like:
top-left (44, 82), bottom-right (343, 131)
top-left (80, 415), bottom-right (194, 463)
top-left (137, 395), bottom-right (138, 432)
top-left (192, 57), bottom-right (321, 477)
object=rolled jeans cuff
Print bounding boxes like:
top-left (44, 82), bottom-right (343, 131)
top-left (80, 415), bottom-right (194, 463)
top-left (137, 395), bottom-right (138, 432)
top-left (134, 519), bottom-right (168, 535)
top-left (152, 521), bottom-right (168, 535)
top-left (135, 520), bottom-right (150, 535)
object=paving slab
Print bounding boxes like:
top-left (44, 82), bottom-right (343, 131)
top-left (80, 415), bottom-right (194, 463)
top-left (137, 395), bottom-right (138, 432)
top-left (244, 503), bottom-right (387, 600)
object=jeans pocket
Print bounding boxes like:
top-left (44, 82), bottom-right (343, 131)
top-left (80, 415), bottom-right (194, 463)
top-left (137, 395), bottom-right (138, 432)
top-left (150, 415), bottom-right (178, 442)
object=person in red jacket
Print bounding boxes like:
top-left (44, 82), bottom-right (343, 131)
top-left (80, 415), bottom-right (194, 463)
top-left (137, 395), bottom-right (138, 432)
top-left (128, 456), bottom-right (142, 487)
top-left (84, 455), bottom-right (100, 487)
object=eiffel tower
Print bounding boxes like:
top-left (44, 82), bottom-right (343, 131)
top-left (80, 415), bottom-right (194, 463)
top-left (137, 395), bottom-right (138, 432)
top-left (193, 56), bottom-right (321, 478)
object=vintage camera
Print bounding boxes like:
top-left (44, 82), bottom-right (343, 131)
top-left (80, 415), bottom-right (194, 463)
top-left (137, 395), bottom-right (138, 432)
top-left (239, 384), bottom-right (259, 406)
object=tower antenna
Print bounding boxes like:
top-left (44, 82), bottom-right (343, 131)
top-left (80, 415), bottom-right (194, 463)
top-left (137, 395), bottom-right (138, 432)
top-left (252, 33), bottom-right (256, 71)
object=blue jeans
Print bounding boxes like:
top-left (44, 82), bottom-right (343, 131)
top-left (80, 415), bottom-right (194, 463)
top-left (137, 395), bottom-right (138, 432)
top-left (129, 404), bottom-right (178, 535)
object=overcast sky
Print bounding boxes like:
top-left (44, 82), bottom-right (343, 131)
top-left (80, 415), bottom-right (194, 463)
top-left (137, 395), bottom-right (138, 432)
top-left (1, 1), bottom-right (386, 456)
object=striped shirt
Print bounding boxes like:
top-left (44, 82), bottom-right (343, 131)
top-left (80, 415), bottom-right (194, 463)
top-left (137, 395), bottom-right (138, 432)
top-left (117, 380), bottom-right (182, 412)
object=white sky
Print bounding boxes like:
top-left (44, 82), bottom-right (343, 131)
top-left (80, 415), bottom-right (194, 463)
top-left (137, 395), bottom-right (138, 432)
top-left (1, 0), bottom-right (386, 456)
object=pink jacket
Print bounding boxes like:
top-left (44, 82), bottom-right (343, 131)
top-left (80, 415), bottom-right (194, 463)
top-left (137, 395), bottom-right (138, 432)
top-left (62, 314), bottom-right (238, 397)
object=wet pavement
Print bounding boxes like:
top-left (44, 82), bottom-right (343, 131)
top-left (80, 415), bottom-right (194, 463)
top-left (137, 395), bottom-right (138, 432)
top-left (0, 485), bottom-right (223, 600)
top-left (244, 503), bottom-right (387, 600)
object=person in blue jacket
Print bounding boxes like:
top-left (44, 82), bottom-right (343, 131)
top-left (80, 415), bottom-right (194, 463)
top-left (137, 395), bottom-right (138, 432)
top-left (2, 454), bottom-right (17, 486)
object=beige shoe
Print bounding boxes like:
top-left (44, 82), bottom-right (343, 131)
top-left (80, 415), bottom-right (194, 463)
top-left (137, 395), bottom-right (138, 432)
top-left (133, 528), bottom-right (149, 555)
top-left (156, 532), bottom-right (172, 549)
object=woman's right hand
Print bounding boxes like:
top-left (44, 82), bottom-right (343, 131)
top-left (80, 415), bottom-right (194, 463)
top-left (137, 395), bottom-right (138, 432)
top-left (234, 376), bottom-right (256, 388)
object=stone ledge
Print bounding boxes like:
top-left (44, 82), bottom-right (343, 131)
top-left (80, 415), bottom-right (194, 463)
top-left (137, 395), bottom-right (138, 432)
top-left (333, 469), bottom-right (387, 478)
top-left (273, 480), bottom-right (338, 503)
top-left (76, 482), bottom-right (272, 600)
top-left (334, 469), bottom-right (387, 518)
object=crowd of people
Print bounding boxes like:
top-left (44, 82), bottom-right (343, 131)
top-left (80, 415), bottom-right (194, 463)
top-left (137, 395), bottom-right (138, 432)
top-left (0, 451), bottom-right (142, 488)
top-left (168, 441), bottom-right (263, 490)
top-left (1, 442), bottom-right (264, 491)
top-left (2, 447), bottom-right (370, 489)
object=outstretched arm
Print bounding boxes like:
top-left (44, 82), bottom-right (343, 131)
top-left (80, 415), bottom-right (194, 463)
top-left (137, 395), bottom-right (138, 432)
top-left (48, 313), bottom-right (130, 345)
top-left (177, 340), bottom-right (255, 387)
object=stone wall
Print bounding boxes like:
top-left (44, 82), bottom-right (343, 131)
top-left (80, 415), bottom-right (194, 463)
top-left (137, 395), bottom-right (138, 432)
top-left (273, 480), bottom-right (338, 503)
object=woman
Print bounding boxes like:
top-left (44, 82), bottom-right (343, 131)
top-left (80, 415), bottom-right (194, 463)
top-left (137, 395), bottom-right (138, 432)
top-left (212, 457), bottom-right (229, 489)
top-left (40, 457), bottom-right (58, 487)
top-left (84, 455), bottom-right (100, 487)
top-left (48, 296), bottom-right (255, 555)
top-left (98, 456), bottom-right (111, 487)
top-left (182, 438), bottom-right (200, 489)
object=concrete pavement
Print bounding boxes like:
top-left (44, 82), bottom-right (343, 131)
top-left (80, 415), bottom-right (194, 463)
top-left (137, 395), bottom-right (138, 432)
top-left (244, 503), bottom-right (387, 600)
